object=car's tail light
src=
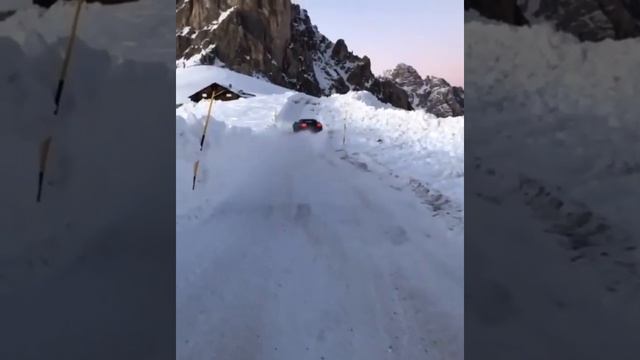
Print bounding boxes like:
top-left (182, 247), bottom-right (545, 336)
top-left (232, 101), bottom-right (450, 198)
top-left (301, 123), bottom-right (307, 128)
top-left (316, 123), bottom-right (322, 127)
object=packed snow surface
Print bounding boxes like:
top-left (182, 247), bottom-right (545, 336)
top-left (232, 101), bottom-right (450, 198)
top-left (176, 65), bottom-right (464, 359)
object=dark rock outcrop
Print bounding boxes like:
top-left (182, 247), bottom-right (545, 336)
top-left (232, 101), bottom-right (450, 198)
top-left (382, 64), bottom-right (464, 117)
top-left (467, 0), bottom-right (640, 41)
top-left (0, 10), bottom-right (16, 21)
top-left (527, 0), bottom-right (640, 41)
top-left (465, 0), bottom-right (528, 25)
top-left (1, 0), bottom-right (140, 22)
top-left (176, 0), bottom-right (412, 110)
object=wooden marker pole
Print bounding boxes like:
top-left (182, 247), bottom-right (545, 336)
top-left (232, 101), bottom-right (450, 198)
top-left (342, 122), bottom-right (347, 146)
top-left (37, 136), bottom-right (53, 202)
top-left (200, 90), bottom-right (224, 151)
top-left (192, 160), bottom-right (200, 190)
top-left (54, 0), bottom-right (85, 115)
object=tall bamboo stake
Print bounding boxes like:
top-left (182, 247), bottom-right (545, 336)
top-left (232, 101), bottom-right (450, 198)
top-left (36, 136), bottom-right (53, 202)
top-left (54, 0), bottom-right (85, 115)
top-left (192, 160), bottom-right (200, 190)
top-left (200, 90), bottom-right (224, 151)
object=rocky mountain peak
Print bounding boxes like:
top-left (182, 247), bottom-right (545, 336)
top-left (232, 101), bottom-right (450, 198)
top-left (383, 63), bottom-right (423, 88)
top-left (424, 75), bottom-right (451, 88)
top-left (382, 64), bottom-right (464, 118)
top-left (330, 39), bottom-right (350, 62)
top-left (389, 63), bottom-right (421, 75)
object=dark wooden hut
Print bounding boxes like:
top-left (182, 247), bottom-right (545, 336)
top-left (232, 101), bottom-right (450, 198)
top-left (188, 82), bottom-right (254, 103)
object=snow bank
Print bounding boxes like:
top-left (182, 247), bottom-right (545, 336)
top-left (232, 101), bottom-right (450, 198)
top-left (340, 91), bottom-right (394, 109)
top-left (0, 0), bottom-right (174, 66)
top-left (1, 5), bottom-right (174, 357)
top-left (0, 1), bottom-right (30, 12)
top-left (0, 35), bottom-right (174, 293)
top-left (465, 14), bottom-right (640, 359)
top-left (466, 18), bottom-right (640, 229)
top-left (176, 92), bottom-right (309, 227)
top-left (466, 21), bottom-right (639, 125)
top-left (318, 92), bottom-right (464, 205)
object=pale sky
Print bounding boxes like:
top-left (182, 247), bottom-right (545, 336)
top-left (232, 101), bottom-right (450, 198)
top-left (294, 0), bottom-right (464, 86)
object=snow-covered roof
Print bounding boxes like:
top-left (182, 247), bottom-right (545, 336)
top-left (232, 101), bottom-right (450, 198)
top-left (187, 81), bottom-right (256, 103)
top-left (176, 65), bottom-right (290, 104)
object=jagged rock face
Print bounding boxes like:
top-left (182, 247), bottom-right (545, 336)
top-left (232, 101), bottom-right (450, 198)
top-left (176, 0), bottom-right (412, 110)
top-left (465, 0), bottom-right (529, 25)
top-left (467, 0), bottom-right (640, 41)
top-left (177, 0), bottom-right (293, 86)
top-left (520, 0), bottom-right (640, 41)
top-left (382, 64), bottom-right (464, 118)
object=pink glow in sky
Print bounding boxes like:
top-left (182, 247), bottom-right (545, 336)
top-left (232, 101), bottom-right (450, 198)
top-left (295, 0), bottom-right (464, 86)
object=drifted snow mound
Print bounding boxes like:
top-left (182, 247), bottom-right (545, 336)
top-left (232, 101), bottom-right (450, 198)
top-left (321, 91), bottom-right (461, 160)
top-left (466, 21), bottom-right (639, 124)
top-left (176, 115), bottom-right (258, 227)
top-left (466, 19), bottom-right (640, 226)
top-left (317, 92), bottom-right (464, 204)
top-left (465, 18), bottom-right (640, 360)
top-left (339, 91), bottom-right (394, 109)
top-left (274, 90), bottom-right (463, 191)
top-left (0, 0), bottom-right (174, 66)
top-left (0, 36), bottom-right (173, 293)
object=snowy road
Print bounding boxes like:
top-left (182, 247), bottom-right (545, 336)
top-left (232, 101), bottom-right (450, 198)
top-left (176, 129), bottom-right (463, 360)
top-left (175, 66), bottom-right (463, 359)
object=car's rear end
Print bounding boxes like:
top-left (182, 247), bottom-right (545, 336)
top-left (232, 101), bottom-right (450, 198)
top-left (293, 119), bottom-right (323, 133)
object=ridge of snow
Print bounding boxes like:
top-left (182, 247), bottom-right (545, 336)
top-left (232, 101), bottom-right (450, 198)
top-left (0, 0), bottom-right (174, 67)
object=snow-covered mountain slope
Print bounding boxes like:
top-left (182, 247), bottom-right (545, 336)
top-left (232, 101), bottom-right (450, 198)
top-left (466, 16), bottom-right (640, 359)
top-left (382, 63), bottom-right (464, 117)
top-left (176, 66), bottom-right (464, 359)
top-left (0, 0), bottom-right (174, 66)
top-left (176, 0), bottom-right (413, 110)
